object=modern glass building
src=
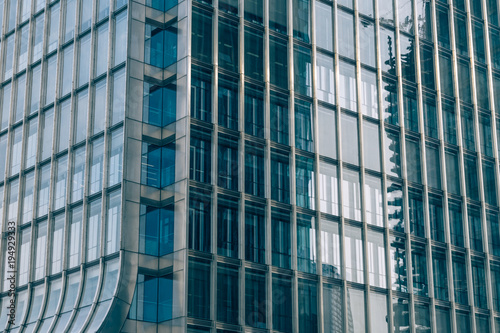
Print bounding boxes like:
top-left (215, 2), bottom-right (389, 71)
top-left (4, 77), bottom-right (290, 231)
top-left (0, 0), bottom-right (500, 331)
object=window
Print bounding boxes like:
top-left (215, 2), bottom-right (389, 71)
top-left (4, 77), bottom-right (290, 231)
top-left (56, 100), bottom-right (71, 153)
top-left (89, 138), bottom-right (105, 194)
top-left (217, 264), bottom-right (239, 324)
top-left (60, 45), bottom-right (74, 97)
top-left (111, 68), bottom-right (126, 125)
top-left (272, 275), bottom-right (292, 333)
top-left (423, 97), bottom-right (438, 138)
top-left (269, 0), bottom-right (287, 33)
top-left (218, 18), bottom-right (239, 72)
top-left (22, 172), bottom-right (35, 224)
top-left (245, 205), bottom-right (265, 263)
top-left (218, 137), bottom-right (238, 191)
top-left (270, 37), bottom-right (288, 89)
top-left (64, 0), bottom-right (76, 42)
top-left (479, 115), bottom-right (493, 157)
top-left (433, 253), bottom-right (448, 300)
top-left (316, 53), bottom-right (335, 104)
top-left (9, 126), bottom-right (23, 176)
top-left (403, 88), bottom-right (418, 133)
top-left (364, 122), bottom-right (381, 172)
top-left (420, 45), bottom-right (434, 89)
top-left (245, 269), bottom-right (266, 328)
top-left (188, 192), bottom-right (211, 252)
top-left (18, 228), bottom-right (30, 286)
top-left (488, 213), bottom-right (500, 257)
top-left (145, 23), bottom-right (177, 69)
top-left (458, 61), bottom-right (471, 104)
top-left (191, 68), bottom-right (212, 122)
top-left (318, 106), bottom-right (336, 159)
top-left (361, 69), bottom-right (378, 118)
top-left (114, 11), bottom-right (128, 65)
top-left (359, 19), bottom-right (376, 67)
top-left (78, 34), bottom-right (91, 87)
top-left (37, 164), bottom-right (51, 217)
top-left (47, 3), bottom-right (60, 53)
top-left (108, 128), bottom-right (123, 186)
top-left (272, 210), bottom-right (291, 269)
top-left (440, 54), bottom-right (453, 96)
top-left (437, 7), bottom-right (450, 48)
top-left (245, 85), bottom-right (264, 137)
top-left (337, 11), bottom-right (354, 59)
top-left (271, 150), bottom-right (290, 203)
top-left (218, 76), bottom-right (238, 130)
top-left (319, 162), bottom-right (339, 216)
top-left (245, 145), bottom-right (264, 197)
top-left (143, 82), bottom-right (176, 127)
top-left (412, 247), bottom-right (428, 296)
top-left (95, 24), bottom-right (109, 76)
top-left (188, 259), bottom-right (210, 319)
top-left (245, 28), bottom-right (264, 80)
top-left (295, 100), bottom-right (314, 152)
top-left (442, 101), bottom-right (456, 144)
top-left (406, 139), bottom-right (421, 184)
top-left (455, 14), bottom-right (468, 55)
top-left (33, 15), bottom-right (44, 62)
top-left (348, 289), bottom-right (365, 332)
top-left (139, 205), bottom-right (174, 256)
top-left (380, 27), bottom-right (396, 74)
top-left (298, 279), bottom-right (318, 333)
top-left (345, 226), bottom-right (363, 283)
top-left (321, 219), bottom-right (341, 278)
top-left (400, 36), bottom-right (415, 82)
top-left (464, 156), bottom-right (479, 201)
top-left (53, 156), bottom-right (68, 210)
top-left (294, 46), bottom-right (312, 97)
top-left (129, 274), bottom-right (173, 322)
top-left (409, 191), bottom-right (424, 237)
top-left (426, 145), bottom-right (441, 189)
top-left (342, 169), bottom-right (361, 221)
top-left (315, 2), bottom-right (332, 51)
top-left (218, 198), bottom-right (239, 258)
top-left (34, 221), bottom-right (48, 280)
top-left (429, 197), bottom-right (444, 242)
top-left (339, 62), bottom-right (357, 111)
top-left (30, 65), bottom-right (42, 114)
top-left (219, 0), bottom-right (237, 14)
top-left (17, 26), bottom-right (29, 73)
top-left (71, 147), bottom-right (86, 202)
top-left (245, 0), bottom-right (263, 24)
top-left (51, 214), bottom-right (65, 274)
top-left (323, 284), bottom-right (343, 332)
top-left (387, 182), bottom-right (404, 232)
top-left (41, 108), bottom-right (54, 161)
top-left (69, 207), bottom-right (82, 268)
top-left (106, 191), bottom-right (122, 255)
top-left (367, 231), bottom-right (386, 288)
top-left (341, 113), bottom-right (359, 165)
top-left (296, 156), bottom-right (315, 209)
top-left (87, 199), bottom-right (102, 261)
top-left (472, 262), bottom-right (487, 308)
top-left (473, 22), bottom-right (485, 63)
top-left (365, 175), bottom-right (383, 226)
top-left (192, 9), bottom-right (212, 63)
top-left (93, 79), bottom-right (107, 134)
top-left (483, 162), bottom-right (497, 206)
top-left (293, 0), bottom-right (310, 42)
top-left (398, 0), bottom-right (414, 34)
top-left (449, 202), bottom-right (464, 247)
top-left (384, 131), bottom-right (401, 177)
top-left (270, 93), bottom-right (289, 145)
top-left (382, 77), bottom-right (398, 125)
top-left (468, 207), bottom-right (482, 252)
top-left (141, 143), bottom-right (175, 188)
top-left (190, 130), bottom-right (211, 183)
top-left (297, 214), bottom-right (316, 274)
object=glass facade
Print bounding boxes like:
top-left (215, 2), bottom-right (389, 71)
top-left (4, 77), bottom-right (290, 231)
top-left (0, 0), bottom-right (499, 331)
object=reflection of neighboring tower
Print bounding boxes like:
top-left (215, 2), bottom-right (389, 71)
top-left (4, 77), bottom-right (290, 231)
top-left (346, 289), bottom-right (354, 333)
top-left (323, 279), bottom-right (345, 333)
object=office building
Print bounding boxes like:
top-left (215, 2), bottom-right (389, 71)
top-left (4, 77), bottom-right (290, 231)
top-left (0, 0), bottom-right (500, 332)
